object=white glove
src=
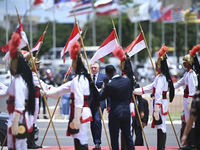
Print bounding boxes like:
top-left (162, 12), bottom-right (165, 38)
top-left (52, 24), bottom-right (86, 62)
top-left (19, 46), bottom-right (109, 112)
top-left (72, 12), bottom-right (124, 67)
top-left (154, 105), bottom-right (160, 121)
top-left (11, 112), bottom-right (21, 135)
top-left (133, 88), bottom-right (143, 95)
top-left (187, 97), bottom-right (193, 111)
top-left (40, 89), bottom-right (47, 97)
top-left (70, 107), bottom-right (82, 129)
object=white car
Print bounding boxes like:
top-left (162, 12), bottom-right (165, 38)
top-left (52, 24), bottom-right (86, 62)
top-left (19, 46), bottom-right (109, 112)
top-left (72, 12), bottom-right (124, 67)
top-left (0, 69), bottom-right (12, 86)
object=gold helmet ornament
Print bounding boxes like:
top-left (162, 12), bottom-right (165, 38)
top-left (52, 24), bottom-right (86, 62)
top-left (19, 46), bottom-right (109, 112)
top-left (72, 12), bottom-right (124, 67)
top-left (28, 57), bottom-right (41, 69)
top-left (182, 54), bottom-right (193, 65)
top-left (155, 44), bottom-right (169, 69)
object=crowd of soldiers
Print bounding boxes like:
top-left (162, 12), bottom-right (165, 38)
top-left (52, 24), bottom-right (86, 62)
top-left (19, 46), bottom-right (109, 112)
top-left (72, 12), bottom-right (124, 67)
top-left (0, 32), bottom-right (200, 150)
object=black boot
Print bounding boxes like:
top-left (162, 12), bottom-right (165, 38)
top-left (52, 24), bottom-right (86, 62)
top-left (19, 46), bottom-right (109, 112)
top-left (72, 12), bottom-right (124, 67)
top-left (74, 138), bottom-right (88, 150)
top-left (27, 124), bottom-right (41, 149)
top-left (74, 138), bottom-right (80, 150)
top-left (157, 129), bottom-right (166, 150)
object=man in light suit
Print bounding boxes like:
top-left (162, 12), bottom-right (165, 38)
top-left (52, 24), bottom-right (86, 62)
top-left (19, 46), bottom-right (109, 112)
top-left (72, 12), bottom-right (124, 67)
top-left (100, 65), bottom-right (135, 150)
top-left (89, 61), bottom-right (110, 150)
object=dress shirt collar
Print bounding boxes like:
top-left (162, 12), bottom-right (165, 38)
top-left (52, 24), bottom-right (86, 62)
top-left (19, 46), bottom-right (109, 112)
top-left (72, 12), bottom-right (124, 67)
top-left (111, 74), bottom-right (120, 80)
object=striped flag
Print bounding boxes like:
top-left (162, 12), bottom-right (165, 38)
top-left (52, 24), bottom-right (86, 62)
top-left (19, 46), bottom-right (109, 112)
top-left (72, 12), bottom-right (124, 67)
top-left (164, 7), bottom-right (184, 23)
top-left (94, 0), bottom-right (119, 16)
top-left (1, 22), bottom-right (28, 53)
top-left (124, 32), bottom-right (146, 57)
top-left (60, 24), bottom-right (82, 63)
top-left (90, 29), bottom-right (118, 63)
top-left (66, 0), bottom-right (92, 17)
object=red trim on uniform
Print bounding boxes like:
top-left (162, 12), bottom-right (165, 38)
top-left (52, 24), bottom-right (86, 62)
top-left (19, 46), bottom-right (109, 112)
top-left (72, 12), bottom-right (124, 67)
top-left (13, 135), bottom-right (16, 150)
top-left (184, 85), bottom-right (189, 98)
top-left (151, 119), bottom-right (155, 128)
top-left (81, 116), bottom-right (93, 123)
top-left (142, 87), bottom-right (145, 94)
top-left (14, 110), bottom-right (22, 115)
top-left (153, 87), bottom-right (155, 95)
top-left (188, 95), bottom-right (193, 98)
top-left (186, 68), bottom-right (191, 72)
top-left (32, 69), bottom-right (36, 73)
top-left (35, 92), bottom-right (40, 98)
top-left (70, 93), bottom-right (89, 99)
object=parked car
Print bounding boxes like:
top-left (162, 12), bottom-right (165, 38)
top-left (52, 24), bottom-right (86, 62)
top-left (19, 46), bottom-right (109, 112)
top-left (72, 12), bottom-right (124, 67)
top-left (0, 69), bottom-right (11, 86)
top-left (0, 112), bottom-right (39, 146)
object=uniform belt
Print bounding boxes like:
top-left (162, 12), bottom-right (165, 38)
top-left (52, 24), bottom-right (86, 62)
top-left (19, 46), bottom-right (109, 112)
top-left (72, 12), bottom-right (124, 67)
top-left (70, 97), bottom-right (89, 101)
top-left (7, 100), bottom-right (28, 106)
top-left (151, 94), bottom-right (167, 99)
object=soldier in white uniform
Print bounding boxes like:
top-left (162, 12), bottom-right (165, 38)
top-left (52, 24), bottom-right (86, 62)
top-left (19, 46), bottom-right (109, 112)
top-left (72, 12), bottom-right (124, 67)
top-left (0, 33), bottom-right (35, 150)
top-left (42, 41), bottom-right (92, 150)
top-left (27, 57), bottom-right (52, 149)
top-left (133, 44), bottom-right (174, 150)
top-left (174, 52), bottom-right (198, 150)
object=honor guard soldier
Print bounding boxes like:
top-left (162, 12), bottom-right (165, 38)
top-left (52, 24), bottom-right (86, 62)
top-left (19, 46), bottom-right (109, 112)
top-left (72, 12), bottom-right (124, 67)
top-left (41, 41), bottom-right (93, 150)
top-left (175, 45), bottom-right (199, 150)
top-left (0, 33), bottom-right (36, 150)
top-left (134, 44), bottom-right (175, 150)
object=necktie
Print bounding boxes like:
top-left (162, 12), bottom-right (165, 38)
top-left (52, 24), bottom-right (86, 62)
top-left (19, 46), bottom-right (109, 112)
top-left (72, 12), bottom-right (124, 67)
top-left (93, 74), bottom-right (96, 83)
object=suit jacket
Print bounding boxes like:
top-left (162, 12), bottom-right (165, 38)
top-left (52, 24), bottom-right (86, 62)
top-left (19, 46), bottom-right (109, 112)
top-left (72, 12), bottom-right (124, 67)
top-left (89, 72), bottom-right (110, 108)
top-left (100, 75), bottom-right (131, 119)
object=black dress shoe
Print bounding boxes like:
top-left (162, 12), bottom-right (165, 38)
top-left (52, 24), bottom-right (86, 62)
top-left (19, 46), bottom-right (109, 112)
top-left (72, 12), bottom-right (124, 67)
top-left (93, 143), bottom-right (101, 150)
top-left (180, 145), bottom-right (196, 150)
top-left (28, 141), bottom-right (41, 149)
top-left (43, 116), bottom-right (48, 119)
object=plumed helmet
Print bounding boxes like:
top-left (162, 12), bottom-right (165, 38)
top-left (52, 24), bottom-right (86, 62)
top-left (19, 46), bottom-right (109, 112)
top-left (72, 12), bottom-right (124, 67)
top-left (182, 54), bottom-right (193, 65)
top-left (112, 46), bottom-right (126, 71)
top-left (69, 41), bottom-right (85, 74)
top-left (155, 44), bottom-right (169, 69)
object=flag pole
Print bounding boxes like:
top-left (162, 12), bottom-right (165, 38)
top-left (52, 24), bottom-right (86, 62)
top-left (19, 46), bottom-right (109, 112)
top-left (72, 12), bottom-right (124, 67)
top-left (41, 28), bottom-right (88, 145)
top-left (139, 22), bottom-right (180, 148)
top-left (35, 22), bottom-right (49, 60)
top-left (15, 7), bottom-right (62, 150)
top-left (111, 18), bottom-right (149, 150)
top-left (73, 12), bottom-right (111, 150)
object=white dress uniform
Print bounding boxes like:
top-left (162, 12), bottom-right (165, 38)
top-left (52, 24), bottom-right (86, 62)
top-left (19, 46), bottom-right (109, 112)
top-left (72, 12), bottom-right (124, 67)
top-left (32, 71), bottom-right (51, 123)
top-left (134, 73), bottom-right (169, 133)
top-left (44, 74), bottom-right (92, 145)
top-left (0, 76), bottom-right (33, 150)
top-left (174, 69), bottom-right (198, 123)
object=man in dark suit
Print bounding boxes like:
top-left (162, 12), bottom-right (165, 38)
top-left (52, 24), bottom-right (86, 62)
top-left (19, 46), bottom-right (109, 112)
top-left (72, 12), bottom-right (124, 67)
top-left (132, 94), bottom-right (149, 146)
top-left (100, 65), bottom-right (135, 150)
top-left (89, 62), bottom-right (110, 150)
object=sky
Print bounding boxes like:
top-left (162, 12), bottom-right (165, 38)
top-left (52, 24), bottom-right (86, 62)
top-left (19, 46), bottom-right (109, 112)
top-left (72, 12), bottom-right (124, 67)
top-left (0, 0), bottom-right (88, 24)
top-left (0, 0), bottom-right (159, 24)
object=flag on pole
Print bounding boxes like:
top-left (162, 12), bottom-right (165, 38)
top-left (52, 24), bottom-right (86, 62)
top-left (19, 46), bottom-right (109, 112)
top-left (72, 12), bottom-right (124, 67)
top-left (66, 0), bottom-right (92, 17)
top-left (90, 29), bottom-right (118, 63)
top-left (127, 2), bottom-right (150, 23)
top-left (60, 24), bottom-right (82, 63)
top-left (157, 4), bottom-right (174, 22)
top-left (0, 22), bottom-right (28, 53)
top-left (94, 0), bottom-right (119, 16)
top-left (124, 32), bottom-right (146, 57)
top-left (64, 65), bottom-right (72, 77)
top-left (31, 0), bottom-right (44, 10)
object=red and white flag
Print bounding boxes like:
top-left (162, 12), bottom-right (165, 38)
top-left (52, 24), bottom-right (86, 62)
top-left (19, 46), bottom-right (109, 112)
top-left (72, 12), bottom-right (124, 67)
top-left (90, 29), bottom-right (118, 63)
top-left (60, 24), bottom-right (82, 63)
top-left (1, 22), bottom-right (28, 61)
top-left (94, 0), bottom-right (119, 16)
top-left (64, 65), bottom-right (73, 77)
top-left (1, 22), bottom-right (28, 53)
top-left (15, 22), bottom-right (29, 49)
top-left (31, 0), bottom-right (44, 10)
top-left (124, 32), bottom-right (146, 57)
top-left (22, 34), bottom-right (44, 58)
